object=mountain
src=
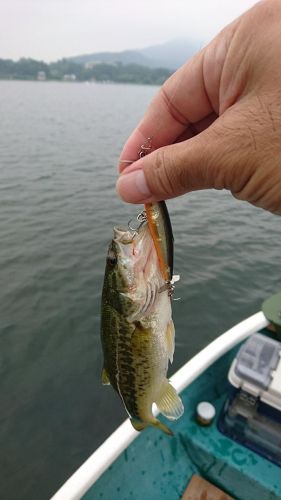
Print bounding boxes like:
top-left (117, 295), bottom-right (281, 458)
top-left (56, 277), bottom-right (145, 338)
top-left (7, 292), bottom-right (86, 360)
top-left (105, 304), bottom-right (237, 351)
top-left (70, 39), bottom-right (202, 71)
top-left (139, 39), bottom-right (202, 70)
top-left (0, 39), bottom-right (203, 86)
top-left (71, 50), bottom-right (152, 68)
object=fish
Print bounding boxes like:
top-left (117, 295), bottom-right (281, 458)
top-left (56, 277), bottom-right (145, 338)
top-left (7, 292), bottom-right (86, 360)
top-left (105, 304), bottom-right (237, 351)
top-left (100, 202), bottom-right (184, 435)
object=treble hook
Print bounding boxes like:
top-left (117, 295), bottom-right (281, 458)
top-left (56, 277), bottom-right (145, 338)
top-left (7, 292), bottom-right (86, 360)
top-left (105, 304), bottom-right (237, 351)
top-left (120, 137), bottom-right (154, 166)
top-left (128, 210), bottom-right (147, 238)
top-left (123, 137), bottom-right (152, 238)
top-left (138, 137), bottom-right (153, 158)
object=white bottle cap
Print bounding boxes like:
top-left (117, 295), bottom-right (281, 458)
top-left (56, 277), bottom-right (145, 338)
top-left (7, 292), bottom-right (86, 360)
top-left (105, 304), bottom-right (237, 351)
top-left (196, 401), bottom-right (216, 425)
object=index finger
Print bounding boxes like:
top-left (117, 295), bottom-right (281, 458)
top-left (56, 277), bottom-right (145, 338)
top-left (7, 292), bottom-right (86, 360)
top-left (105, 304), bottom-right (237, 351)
top-left (118, 48), bottom-right (215, 172)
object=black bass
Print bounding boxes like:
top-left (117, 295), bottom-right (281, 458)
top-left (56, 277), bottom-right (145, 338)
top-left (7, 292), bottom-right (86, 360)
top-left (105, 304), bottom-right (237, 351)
top-left (100, 202), bottom-right (183, 435)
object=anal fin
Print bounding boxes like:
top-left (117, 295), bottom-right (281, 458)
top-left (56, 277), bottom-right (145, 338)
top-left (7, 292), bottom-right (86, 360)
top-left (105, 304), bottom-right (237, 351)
top-left (155, 380), bottom-right (184, 421)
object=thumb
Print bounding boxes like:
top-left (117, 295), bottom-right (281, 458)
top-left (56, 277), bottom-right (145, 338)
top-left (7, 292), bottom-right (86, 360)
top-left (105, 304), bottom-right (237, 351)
top-left (116, 105), bottom-right (264, 205)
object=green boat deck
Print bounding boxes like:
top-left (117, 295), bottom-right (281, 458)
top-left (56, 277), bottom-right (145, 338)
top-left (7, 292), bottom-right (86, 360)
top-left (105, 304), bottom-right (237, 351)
top-left (84, 336), bottom-right (281, 500)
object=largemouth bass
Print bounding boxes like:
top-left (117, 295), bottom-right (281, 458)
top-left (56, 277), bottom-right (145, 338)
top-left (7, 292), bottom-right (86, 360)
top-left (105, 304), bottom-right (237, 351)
top-left (101, 202), bottom-right (183, 435)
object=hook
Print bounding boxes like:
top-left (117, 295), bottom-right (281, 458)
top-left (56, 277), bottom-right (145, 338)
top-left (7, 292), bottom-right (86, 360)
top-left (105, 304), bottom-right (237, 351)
top-left (128, 210), bottom-right (147, 237)
top-left (138, 137), bottom-right (153, 158)
top-left (121, 137), bottom-right (153, 166)
top-left (124, 137), bottom-right (152, 237)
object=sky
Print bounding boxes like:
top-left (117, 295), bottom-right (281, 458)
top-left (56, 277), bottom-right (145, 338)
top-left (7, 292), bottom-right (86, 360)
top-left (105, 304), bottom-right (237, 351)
top-left (0, 0), bottom-right (258, 62)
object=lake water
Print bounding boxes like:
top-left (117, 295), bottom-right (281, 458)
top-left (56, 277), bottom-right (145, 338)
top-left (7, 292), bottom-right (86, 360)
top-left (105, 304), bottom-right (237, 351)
top-left (0, 80), bottom-right (280, 499)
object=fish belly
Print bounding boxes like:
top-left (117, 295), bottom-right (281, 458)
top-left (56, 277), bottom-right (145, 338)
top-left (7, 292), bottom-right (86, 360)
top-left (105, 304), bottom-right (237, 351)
top-left (122, 292), bottom-right (172, 422)
top-left (101, 288), bottom-right (182, 429)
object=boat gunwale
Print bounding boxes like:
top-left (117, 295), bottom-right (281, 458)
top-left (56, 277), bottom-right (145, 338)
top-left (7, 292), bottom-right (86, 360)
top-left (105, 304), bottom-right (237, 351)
top-left (51, 311), bottom-right (269, 500)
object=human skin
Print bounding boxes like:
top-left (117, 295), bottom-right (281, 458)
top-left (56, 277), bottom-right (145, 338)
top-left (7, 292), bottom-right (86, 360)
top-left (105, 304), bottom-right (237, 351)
top-left (117, 0), bottom-right (281, 216)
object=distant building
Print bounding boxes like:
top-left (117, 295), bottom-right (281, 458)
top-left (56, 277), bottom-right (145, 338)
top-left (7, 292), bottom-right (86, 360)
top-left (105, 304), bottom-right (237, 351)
top-left (37, 71), bottom-right (46, 81)
top-left (85, 61), bottom-right (104, 69)
top-left (63, 74), bottom-right (77, 82)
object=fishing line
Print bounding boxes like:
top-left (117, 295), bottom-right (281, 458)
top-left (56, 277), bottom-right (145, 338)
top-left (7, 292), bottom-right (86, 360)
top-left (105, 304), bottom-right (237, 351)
top-left (120, 66), bottom-right (187, 165)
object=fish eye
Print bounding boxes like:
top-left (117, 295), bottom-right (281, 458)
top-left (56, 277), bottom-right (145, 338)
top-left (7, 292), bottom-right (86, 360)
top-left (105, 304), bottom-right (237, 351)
top-left (107, 254), bottom-right (117, 266)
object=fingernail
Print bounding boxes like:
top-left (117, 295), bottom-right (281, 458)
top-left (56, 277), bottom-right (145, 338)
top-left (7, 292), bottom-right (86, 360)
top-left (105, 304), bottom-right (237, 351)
top-left (116, 169), bottom-right (151, 203)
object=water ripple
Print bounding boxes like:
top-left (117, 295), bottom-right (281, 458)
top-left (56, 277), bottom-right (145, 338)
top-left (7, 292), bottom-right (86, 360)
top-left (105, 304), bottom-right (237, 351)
top-left (0, 81), bottom-right (280, 500)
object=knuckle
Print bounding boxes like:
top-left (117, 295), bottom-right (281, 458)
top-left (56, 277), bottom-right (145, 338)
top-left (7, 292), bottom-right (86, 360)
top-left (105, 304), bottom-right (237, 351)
top-left (233, 162), bottom-right (281, 214)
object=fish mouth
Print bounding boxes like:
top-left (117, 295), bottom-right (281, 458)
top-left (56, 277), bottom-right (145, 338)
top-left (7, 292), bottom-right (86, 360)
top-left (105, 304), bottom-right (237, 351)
top-left (113, 223), bottom-right (155, 279)
top-left (114, 225), bottom-right (128, 234)
top-left (111, 222), bottom-right (162, 317)
top-left (132, 225), bottom-right (157, 282)
top-left (113, 226), bottom-right (134, 244)
top-left (113, 221), bottom-right (148, 247)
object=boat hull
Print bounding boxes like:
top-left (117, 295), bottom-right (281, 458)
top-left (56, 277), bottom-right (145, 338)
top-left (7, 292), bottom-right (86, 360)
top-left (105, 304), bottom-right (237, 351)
top-left (84, 332), bottom-right (281, 500)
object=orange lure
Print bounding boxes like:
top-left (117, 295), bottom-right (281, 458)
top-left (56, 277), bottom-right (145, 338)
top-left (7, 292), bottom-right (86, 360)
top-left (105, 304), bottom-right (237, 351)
top-left (144, 201), bottom-right (173, 283)
top-left (139, 140), bottom-right (174, 284)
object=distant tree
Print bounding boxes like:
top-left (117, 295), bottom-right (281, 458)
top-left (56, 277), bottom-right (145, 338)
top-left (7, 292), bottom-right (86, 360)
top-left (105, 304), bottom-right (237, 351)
top-left (0, 58), bottom-right (172, 85)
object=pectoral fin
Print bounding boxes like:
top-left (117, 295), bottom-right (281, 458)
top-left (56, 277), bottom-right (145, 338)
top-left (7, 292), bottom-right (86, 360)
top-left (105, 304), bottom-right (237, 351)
top-left (155, 380), bottom-right (184, 420)
top-left (101, 367), bottom-right (111, 385)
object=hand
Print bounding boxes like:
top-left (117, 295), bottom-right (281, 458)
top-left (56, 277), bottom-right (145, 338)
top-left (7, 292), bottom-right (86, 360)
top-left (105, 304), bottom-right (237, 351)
top-left (117, 0), bottom-right (281, 215)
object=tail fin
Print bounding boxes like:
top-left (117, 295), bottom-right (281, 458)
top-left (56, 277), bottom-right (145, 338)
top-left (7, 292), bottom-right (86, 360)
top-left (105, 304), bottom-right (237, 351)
top-left (152, 418), bottom-right (174, 436)
top-left (131, 419), bottom-right (148, 432)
